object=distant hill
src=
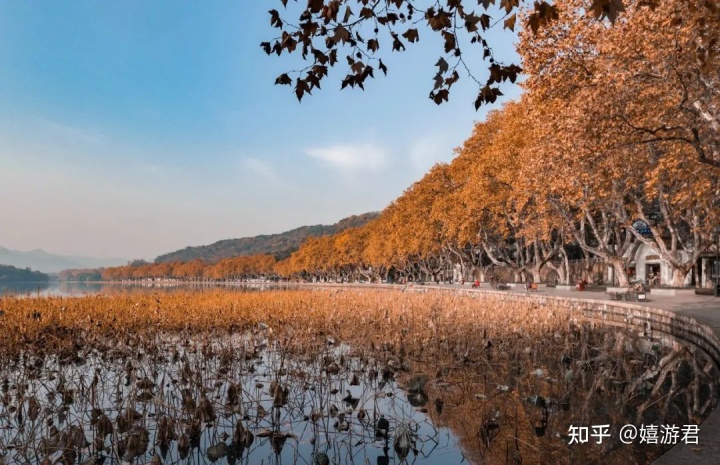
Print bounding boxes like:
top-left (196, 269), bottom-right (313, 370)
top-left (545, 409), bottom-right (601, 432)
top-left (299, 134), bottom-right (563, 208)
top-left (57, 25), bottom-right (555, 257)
top-left (0, 264), bottom-right (50, 282)
top-left (155, 212), bottom-right (380, 263)
top-left (0, 246), bottom-right (128, 274)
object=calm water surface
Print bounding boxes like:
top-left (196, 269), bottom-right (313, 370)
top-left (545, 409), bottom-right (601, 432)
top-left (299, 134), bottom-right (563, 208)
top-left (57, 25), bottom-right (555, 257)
top-left (0, 281), bottom-right (280, 298)
top-left (2, 282), bottom-right (717, 464)
top-left (0, 332), bottom-right (467, 465)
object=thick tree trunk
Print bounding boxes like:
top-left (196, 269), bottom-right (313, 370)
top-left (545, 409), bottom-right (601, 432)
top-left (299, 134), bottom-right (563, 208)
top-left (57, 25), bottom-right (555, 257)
top-left (560, 248), bottom-right (570, 284)
top-left (583, 256), bottom-right (595, 283)
top-left (610, 260), bottom-right (630, 287)
top-left (529, 267), bottom-right (542, 283)
top-left (671, 267), bottom-right (690, 287)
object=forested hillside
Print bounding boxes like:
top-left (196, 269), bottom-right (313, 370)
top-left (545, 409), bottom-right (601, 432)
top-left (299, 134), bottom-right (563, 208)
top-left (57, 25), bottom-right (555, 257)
top-left (154, 213), bottom-right (379, 263)
top-left (0, 264), bottom-right (50, 283)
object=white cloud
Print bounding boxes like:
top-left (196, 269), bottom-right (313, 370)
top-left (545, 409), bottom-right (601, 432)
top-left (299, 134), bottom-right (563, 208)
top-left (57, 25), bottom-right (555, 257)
top-left (409, 135), bottom-right (455, 174)
top-left (137, 163), bottom-right (162, 175)
top-left (242, 157), bottom-right (279, 182)
top-left (36, 118), bottom-right (106, 146)
top-left (305, 143), bottom-right (386, 172)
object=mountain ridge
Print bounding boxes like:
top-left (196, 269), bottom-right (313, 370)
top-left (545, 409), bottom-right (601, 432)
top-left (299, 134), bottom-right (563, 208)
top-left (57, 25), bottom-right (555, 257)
top-left (0, 246), bottom-right (128, 274)
top-left (154, 212), bottom-right (380, 263)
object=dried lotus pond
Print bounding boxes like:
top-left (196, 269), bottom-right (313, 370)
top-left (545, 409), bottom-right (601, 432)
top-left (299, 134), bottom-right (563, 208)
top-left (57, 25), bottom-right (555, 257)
top-left (0, 288), bottom-right (717, 465)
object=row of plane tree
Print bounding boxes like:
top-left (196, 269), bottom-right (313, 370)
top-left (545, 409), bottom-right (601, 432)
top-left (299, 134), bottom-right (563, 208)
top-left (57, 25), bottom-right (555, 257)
top-left (76, 1), bottom-right (719, 288)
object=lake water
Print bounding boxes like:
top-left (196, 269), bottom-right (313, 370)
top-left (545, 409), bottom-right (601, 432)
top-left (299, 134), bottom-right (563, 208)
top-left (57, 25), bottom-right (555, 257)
top-left (0, 331), bottom-right (468, 465)
top-left (0, 281), bottom-right (281, 298)
top-left (2, 284), bottom-right (717, 464)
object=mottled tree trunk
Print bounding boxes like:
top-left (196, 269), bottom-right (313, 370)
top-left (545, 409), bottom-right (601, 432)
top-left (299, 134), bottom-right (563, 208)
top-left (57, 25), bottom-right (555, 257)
top-left (670, 267), bottom-right (690, 287)
top-left (610, 260), bottom-right (630, 287)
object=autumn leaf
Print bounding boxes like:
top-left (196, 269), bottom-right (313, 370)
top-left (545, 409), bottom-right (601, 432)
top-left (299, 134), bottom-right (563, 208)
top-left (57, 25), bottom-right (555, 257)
top-left (590, 0), bottom-right (626, 24)
top-left (343, 6), bottom-right (353, 23)
top-left (402, 28), bottom-right (419, 43)
top-left (333, 25), bottom-right (350, 44)
top-left (378, 59), bottom-right (388, 76)
top-left (432, 89), bottom-right (450, 105)
top-left (367, 38), bottom-right (379, 53)
top-left (436, 57), bottom-right (449, 74)
top-left (504, 13), bottom-right (516, 31)
top-left (295, 78), bottom-right (311, 102)
top-left (269, 9), bottom-right (282, 28)
top-left (308, 0), bottom-right (324, 13)
top-left (275, 73), bottom-right (292, 85)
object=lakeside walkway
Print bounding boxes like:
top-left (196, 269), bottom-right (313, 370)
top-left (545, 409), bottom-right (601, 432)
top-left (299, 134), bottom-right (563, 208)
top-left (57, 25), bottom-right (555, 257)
top-left (414, 282), bottom-right (720, 464)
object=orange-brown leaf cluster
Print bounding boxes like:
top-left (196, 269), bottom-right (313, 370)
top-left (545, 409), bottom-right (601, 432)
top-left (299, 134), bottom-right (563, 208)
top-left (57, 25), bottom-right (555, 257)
top-left (90, 1), bottom-right (719, 289)
top-left (100, 255), bottom-right (277, 282)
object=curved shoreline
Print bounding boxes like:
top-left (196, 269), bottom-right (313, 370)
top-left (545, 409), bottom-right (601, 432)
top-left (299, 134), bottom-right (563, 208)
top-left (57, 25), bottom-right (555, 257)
top-left (278, 281), bottom-right (720, 464)
top-left (9, 280), bottom-right (720, 462)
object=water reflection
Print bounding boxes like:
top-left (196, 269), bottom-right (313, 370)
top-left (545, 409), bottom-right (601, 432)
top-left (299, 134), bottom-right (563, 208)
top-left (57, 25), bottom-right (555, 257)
top-left (1, 288), bottom-right (718, 465)
top-left (0, 334), bottom-right (467, 465)
top-left (0, 281), bottom-right (55, 296)
top-left (0, 281), bottom-right (288, 298)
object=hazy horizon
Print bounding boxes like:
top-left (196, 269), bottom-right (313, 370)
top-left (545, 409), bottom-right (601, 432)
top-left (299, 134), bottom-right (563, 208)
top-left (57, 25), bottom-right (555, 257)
top-left (0, 1), bottom-right (520, 260)
top-left (0, 209), bottom-right (375, 261)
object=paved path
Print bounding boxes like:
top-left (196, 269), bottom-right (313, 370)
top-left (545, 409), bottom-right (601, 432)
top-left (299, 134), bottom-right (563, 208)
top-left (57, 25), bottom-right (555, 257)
top-left (418, 283), bottom-right (720, 464)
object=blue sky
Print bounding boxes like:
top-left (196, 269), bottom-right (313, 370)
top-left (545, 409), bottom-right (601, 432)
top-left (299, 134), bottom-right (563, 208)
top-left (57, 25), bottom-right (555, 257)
top-left (0, 1), bottom-right (521, 260)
